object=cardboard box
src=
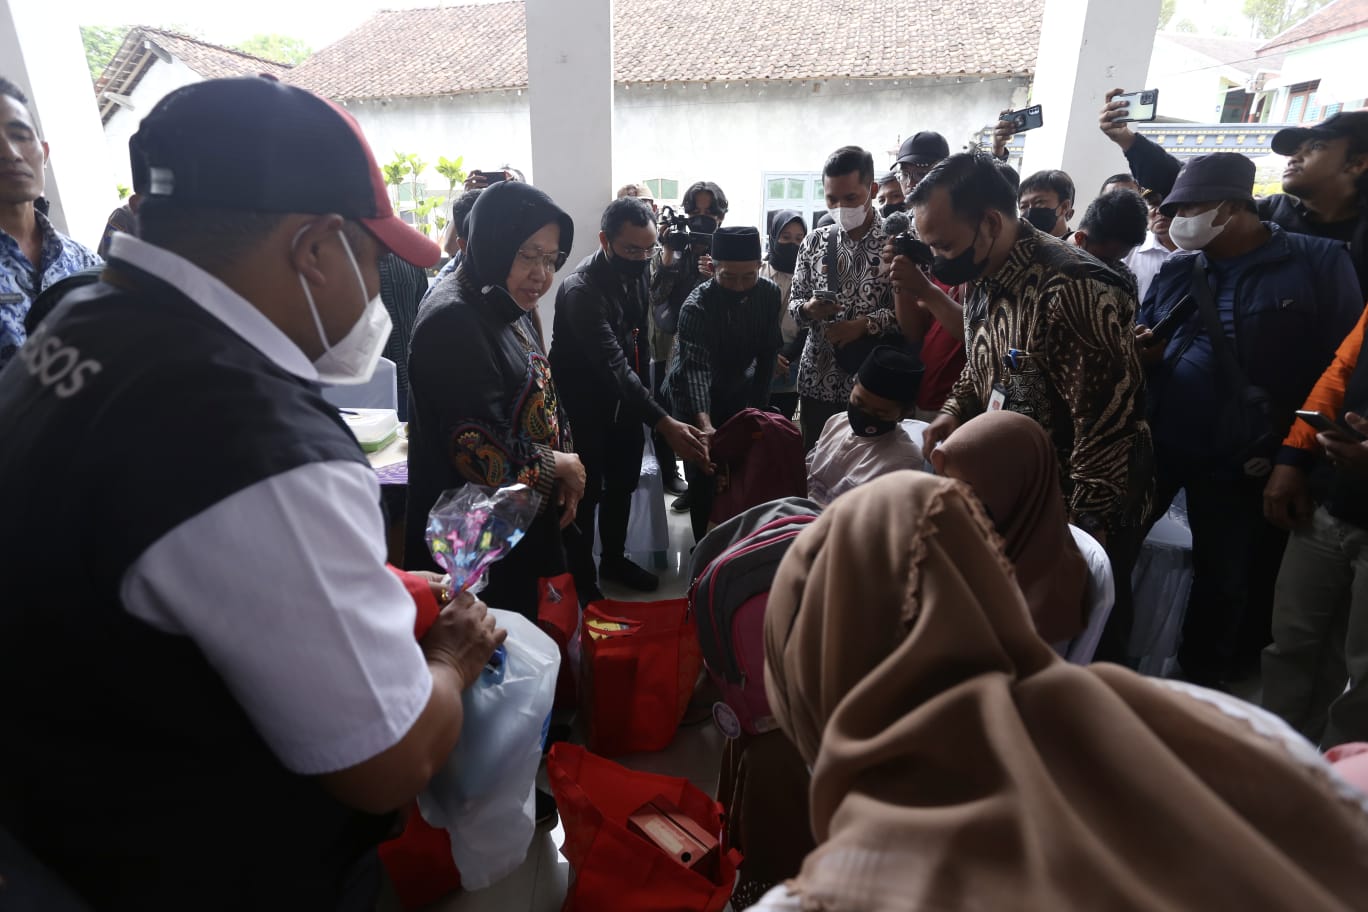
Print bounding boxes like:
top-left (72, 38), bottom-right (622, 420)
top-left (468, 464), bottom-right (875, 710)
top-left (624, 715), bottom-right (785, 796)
top-left (626, 796), bottom-right (720, 881)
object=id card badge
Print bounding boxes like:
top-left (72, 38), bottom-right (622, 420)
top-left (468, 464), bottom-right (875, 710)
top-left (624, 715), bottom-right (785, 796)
top-left (988, 385), bottom-right (1007, 411)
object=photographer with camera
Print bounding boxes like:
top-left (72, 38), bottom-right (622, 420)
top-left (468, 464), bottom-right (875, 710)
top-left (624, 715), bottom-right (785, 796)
top-left (882, 130), bottom-right (968, 416)
top-left (914, 152), bottom-right (1152, 662)
top-left (790, 147), bottom-right (898, 450)
top-left (650, 180), bottom-right (728, 502)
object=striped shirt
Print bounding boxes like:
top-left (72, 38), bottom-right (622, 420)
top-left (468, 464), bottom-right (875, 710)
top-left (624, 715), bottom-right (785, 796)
top-left (664, 278), bottom-right (782, 424)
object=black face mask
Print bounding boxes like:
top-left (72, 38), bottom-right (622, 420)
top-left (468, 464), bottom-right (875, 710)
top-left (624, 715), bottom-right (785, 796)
top-left (610, 252), bottom-right (649, 280)
top-left (769, 242), bottom-right (800, 273)
top-left (880, 201), bottom-right (907, 218)
top-left (847, 405), bottom-right (898, 437)
top-left (688, 214), bottom-right (719, 236)
top-left (1024, 206), bottom-right (1061, 234)
top-left (931, 225), bottom-right (988, 286)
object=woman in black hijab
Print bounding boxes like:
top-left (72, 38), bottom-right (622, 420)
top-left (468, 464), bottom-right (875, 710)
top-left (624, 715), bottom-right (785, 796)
top-left (405, 181), bottom-right (585, 620)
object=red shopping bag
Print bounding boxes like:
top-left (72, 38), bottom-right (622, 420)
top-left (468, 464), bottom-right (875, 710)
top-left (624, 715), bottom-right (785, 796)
top-left (548, 743), bottom-right (740, 912)
top-left (581, 598), bottom-right (702, 756)
top-left (377, 808), bottom-right (462, 910)
top-left (537, 573), bottom-right (581, 710)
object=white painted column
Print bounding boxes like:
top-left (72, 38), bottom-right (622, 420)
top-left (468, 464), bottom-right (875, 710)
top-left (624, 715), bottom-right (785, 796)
top-left (525, 0), bottom-right (614, 344)
top-left (0, 1), bottom-right (117, 248)
top-left (1021, 0), bottom-right (1161, 211)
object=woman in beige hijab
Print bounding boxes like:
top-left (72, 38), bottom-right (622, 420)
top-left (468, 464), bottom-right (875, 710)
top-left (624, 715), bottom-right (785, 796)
top-left (756, 471), bottom-right (1368, 911)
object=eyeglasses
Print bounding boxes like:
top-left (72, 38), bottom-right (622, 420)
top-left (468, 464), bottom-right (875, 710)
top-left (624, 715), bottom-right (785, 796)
top-left (613, 242), bottom-right (656, 259)
top-left (897, 166), bottom-right (930, 188)
top-left (514, 247), bottom-right (562, 274)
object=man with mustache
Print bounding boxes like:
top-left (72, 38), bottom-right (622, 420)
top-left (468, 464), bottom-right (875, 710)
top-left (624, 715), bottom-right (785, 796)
top-left (0, 77), bottom-right (100, 370)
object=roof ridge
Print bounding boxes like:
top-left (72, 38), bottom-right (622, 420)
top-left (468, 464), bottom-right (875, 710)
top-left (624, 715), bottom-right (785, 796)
top-left (138, 25), bottom-right (298, 68)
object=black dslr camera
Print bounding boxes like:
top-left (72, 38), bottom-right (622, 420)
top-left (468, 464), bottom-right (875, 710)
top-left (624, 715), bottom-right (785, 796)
top-left (891, 231), bottom-right (935, 268)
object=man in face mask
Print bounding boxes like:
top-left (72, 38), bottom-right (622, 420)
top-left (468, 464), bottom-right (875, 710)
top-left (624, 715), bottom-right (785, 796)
top-left (1019, 169), bottom-right (1076, 238)
top-left (915, 152), bottom-right (1151, 665)
top-left (876, 172), bottom-right (906, 218)
top-left (1134, 151), bottom-right (1362, 688)
top-left (663, 226), bottom-right (781, 542)
top-left (650, 180), bottom-right (728, 503)
top-left (790, 146), bottom-right (898, 450)
top-left (550, 198), bottom-right (708, 593)
top-left (0, 77), bottom-right (512, 908)
top-left (806, 345), bottom-right (925, 505)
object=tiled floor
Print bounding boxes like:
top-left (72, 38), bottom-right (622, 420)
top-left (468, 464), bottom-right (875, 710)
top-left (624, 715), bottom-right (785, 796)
top-left (378, 489), bottom-right (721, 912)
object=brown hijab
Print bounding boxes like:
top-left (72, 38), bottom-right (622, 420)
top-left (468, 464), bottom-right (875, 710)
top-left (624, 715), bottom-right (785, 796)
top-left (934, 409), bottom-right (1089, 643)
top-left (764, 472), bottom-right (1368, 912)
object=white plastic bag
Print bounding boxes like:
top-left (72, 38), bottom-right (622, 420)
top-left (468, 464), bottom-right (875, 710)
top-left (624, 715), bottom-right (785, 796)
top-left (417, 609), bottom-right (560, 889)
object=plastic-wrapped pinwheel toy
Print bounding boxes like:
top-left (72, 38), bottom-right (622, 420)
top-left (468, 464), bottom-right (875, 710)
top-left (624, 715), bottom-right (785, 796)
top-left (426, 484), bottom-right (542, 595)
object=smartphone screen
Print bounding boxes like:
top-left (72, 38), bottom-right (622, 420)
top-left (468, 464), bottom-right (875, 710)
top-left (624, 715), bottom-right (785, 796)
top-left (1115, 89), bottom-right (1159, 123)
top-left (1296, 410), bottom-right (1367, 441)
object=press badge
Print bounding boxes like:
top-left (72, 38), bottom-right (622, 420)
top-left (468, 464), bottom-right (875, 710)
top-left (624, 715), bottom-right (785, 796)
top-left (988, 386), bottom-right (1007, 411)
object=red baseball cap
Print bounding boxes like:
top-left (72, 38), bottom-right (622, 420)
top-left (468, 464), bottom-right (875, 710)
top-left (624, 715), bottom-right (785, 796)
top-left (130, 76), bottom-right (440, 268)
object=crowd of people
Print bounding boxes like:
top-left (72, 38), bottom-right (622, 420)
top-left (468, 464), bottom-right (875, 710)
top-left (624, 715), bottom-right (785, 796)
top-left (5, 66), bottom-right (1368, 910)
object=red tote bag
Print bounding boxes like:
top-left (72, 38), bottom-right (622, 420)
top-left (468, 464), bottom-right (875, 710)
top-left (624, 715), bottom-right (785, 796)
top-left (537, 572), bottom-right (581, 710)
top-left (581, 598), bottom-right (702, 756)
top-left (548, 743), bottom-right (740, 912)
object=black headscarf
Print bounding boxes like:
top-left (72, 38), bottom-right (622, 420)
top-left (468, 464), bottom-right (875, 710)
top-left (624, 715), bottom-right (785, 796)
top-left (464, 181), bottom-right (575, 310)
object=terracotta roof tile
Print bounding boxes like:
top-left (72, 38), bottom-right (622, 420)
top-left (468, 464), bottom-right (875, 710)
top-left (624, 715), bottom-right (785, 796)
top-left (287, 0), bottom-right (1043, 100)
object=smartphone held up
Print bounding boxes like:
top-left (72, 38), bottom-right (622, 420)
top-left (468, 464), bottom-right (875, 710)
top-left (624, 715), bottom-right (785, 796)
top-left (1113, 89), bottom-right (1159, 123)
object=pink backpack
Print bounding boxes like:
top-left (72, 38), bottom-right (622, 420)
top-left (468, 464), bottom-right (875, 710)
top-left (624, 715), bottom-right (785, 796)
top-left (708, 409), bottom-right (806, 527)
top-left (688, 498), bottom-right (822, 737)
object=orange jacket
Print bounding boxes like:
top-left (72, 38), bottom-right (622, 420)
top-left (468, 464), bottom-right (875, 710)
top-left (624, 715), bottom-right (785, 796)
top-left (1283, 304), bottom-right (1368, 461)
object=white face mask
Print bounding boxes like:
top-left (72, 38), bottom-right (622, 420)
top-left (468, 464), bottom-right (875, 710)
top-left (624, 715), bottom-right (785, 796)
top-left (833, 202), bottom-right (870, 233)
top-left (295, 227), bottom-right (393, 386)
top-left (1168, 206), bottom-right (1227, 251)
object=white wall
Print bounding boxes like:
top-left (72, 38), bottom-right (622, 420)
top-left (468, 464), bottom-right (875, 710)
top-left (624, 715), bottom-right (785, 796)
top-left (0, 8), bottom-right (115, 248)
top-left (613, 77), bottom-right (1025, 231)
top-left (103, 57), bottom-right (204, 190)
top-left (1146, 38), bottom-right (1235, 122)
top-left (333, 76), bottom-right (1025, 240)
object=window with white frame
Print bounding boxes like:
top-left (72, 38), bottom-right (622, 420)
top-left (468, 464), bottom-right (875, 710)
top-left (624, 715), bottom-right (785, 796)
top-left (762, 171), bottom-right (827, 238)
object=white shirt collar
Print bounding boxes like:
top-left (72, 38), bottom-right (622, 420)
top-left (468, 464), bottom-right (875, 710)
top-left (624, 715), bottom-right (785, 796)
top-left (1137, 232), bottom-right (1174, 256)
top-left (109, 234), bottom-right (319, 381)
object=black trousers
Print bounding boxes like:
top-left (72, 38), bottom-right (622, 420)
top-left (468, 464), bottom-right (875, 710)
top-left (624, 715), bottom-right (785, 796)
top-left (799, 396), bottom-right (845, 453)
top-left (562, 412), bottom-right (646, 598)
top-left (651, 360), bottom-right (680, 481)
top-left (1152, 466), bottom-right (1288, 683)
top-left (684, 459), bottom-right (716, 544)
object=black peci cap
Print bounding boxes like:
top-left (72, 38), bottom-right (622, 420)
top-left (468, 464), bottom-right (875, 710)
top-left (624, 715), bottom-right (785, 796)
top-left (712, 226), bottom-right (762, 261)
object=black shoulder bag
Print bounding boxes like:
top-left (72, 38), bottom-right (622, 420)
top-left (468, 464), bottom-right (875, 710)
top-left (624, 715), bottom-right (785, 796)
top-left (1190, 258), bottom-right (1279, 477)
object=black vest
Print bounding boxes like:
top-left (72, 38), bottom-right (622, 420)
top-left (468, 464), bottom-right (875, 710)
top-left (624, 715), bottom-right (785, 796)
top-left (0, 262), bottom-right (394, 909)
top-left (1329, 350), bottom-right (1368, 529)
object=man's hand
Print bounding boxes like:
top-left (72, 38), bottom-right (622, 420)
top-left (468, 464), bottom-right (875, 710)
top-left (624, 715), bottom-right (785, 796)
top-left (658, 416), bottom-right (710, 467)
top-left (826, 318), bottom-right (870, 348)
top-left (802, 296), bottom-right (841, 320)
top-left (693, 414), bottom-right (717, 475)
top-left (774, 353), bottom-right (791, 379)
top-left (1133, 324), bottom-right (1165, 367)
top-left (407, 570), bottom-right (451, 605)
top-left (698, 254), bottom-right (715, 278)
top-left (1100, 89), bottom-right (1138, 152)
top-left (923, 412), bottom-right (960, 455)
top-left (888, 254), bottom-right (934, 301)
top-left (420, 591), bottom-right (507, 692)
top-left (1264, 464), bottom-right (1314, 531)
top-left (553, 451), bottom-right (587, 529)
top-left (1319, 412), bottom-right (1368, 480)
top-left (992, 110), bottom-right (1015, 160)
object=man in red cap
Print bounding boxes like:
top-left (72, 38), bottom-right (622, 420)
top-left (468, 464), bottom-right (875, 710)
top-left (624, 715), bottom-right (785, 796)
top-left (0, 77), bottom-right (502, 909)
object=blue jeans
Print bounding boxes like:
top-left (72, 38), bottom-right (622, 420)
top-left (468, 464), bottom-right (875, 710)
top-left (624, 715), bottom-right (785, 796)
top-left (1262, 506), bottom-right (1368, 748)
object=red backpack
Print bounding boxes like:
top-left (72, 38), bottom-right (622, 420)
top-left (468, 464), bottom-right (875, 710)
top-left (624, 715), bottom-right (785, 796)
top-left (688, 498), bottom-right (823, 736)
top-left (708, 409), bottom-right (806, 527)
